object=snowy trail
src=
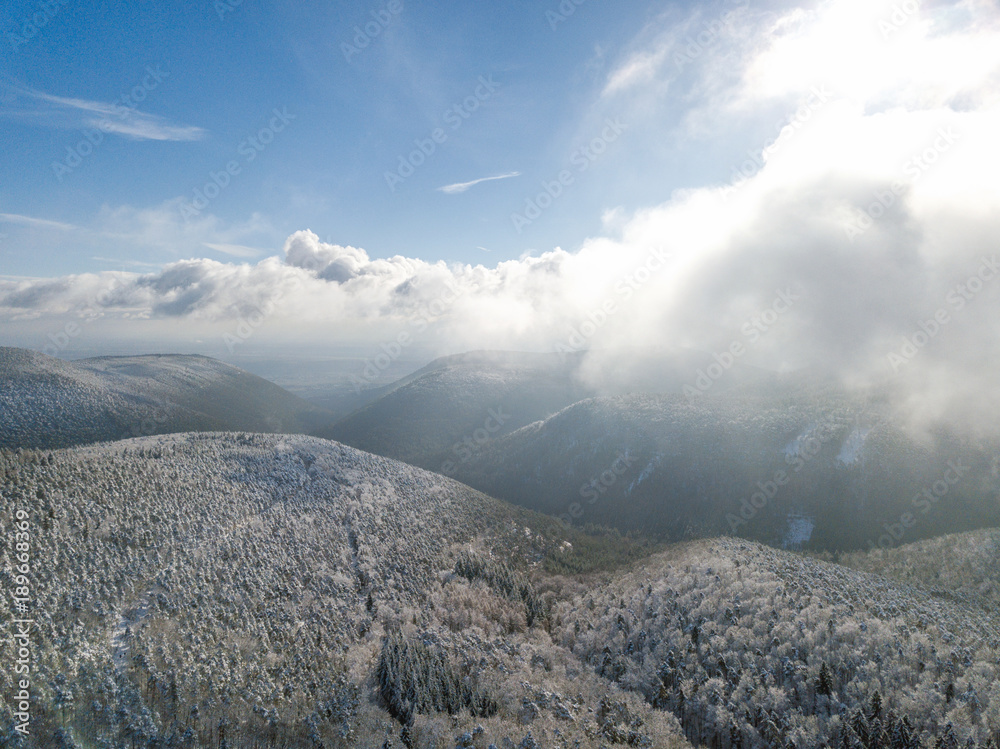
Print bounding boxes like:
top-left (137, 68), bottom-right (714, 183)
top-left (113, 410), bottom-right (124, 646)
top-left (112, 594), bottom-right (153, 672)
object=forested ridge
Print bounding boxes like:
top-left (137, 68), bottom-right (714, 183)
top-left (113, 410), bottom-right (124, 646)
top-left (554, 539), bottom-right (1000, 748)
top-left (2, 432), bottom-right (999, 747)
top-left (0, 433), bottom-right (683, 748)
top-left (0, 348), bottom-right (330, 450)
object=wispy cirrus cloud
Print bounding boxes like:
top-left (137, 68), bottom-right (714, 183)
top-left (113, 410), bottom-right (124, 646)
top-left (437, 171), bottom-right (521, 194)
top-left (0, 201), bottom-right (276, 264)
top-left (603, 49), bottom-right (670, 97)
top-left (0, 213), bottom-right (79, 231)
top-left (1, 80), bottom-right (206, 142)
top-left (94, 116), bottom-right (206, 142)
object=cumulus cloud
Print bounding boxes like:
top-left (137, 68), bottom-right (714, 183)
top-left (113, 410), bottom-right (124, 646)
top-left (3, 0), bottom-right (1000, 433)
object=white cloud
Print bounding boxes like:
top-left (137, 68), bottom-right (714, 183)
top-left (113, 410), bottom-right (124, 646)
top-left (93, 117), bottom-right (205, 142)
top-left (0, 213), bottom-right (78, 231)
top-left (599, 0), bottom-right (753, 105)
top-left (1, 82), bottom-right (206, 142)
top-left (602, 49), bottom-right (668, 96)
top-left (437, 172), bottom-right (521, 194)
top-left (740, 0), bottom-right (1000, 112)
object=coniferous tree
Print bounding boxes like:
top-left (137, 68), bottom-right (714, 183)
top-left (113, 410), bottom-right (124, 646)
top-left (818, 663), bottom-right (834, 697)
top-left (937, 724), bottom-right (960, 749)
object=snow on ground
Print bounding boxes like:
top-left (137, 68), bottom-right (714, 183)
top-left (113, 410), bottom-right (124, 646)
top-left (783, 422), bottom-right (821, 458)
top-left (836, 427), bottom-right (871, 466)
top-left (783, 513), bottom-right (816, 548)
top-left (626, 453), bottom-right (662, 496)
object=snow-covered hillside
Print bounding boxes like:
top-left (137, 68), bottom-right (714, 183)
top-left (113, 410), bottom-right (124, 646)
top-left (0, 347), bottom-right (332, 449)
top-left (0, 432), bottom-right (683, 748)
top-left (449, 390), bottom-right (1000, 550)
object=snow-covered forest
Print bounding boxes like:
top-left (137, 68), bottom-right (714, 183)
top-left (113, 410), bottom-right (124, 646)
top-left (0, 433), bottom-right (681, 748)
top-left (0, 348), bottom-right (328, 450)
top-left (2, 432), bottom-right (999, 747)
top-left (554, 538), bottom-right (1000, 747)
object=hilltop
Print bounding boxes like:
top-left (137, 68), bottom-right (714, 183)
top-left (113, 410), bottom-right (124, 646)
top-left (0, 347), bottom-right (332, 449)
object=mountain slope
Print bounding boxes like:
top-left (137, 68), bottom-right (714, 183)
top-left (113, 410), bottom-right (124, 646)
top-left (0, 347), bottom-right (332, 449)
top-left (324, 350), bottom-right (594, 471)
top-left (324, 348), bottom-right (785, 473)
top-left (839, 527), bottom-right (1000, 610)
top-left (452, 387), bottom-right (1000, 550)
top-left (323, 350), bottom-right (1000, 551)
top-left (0, 433), bottom-right (684, 748)
top-left (4, 432), bottom-right (999, 747)
top-left (554, 535), bottom-right (1000, 747)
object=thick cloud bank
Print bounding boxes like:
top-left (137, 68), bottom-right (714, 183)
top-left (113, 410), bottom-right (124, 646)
top-left (3, 0), bottom-right (1000, 430)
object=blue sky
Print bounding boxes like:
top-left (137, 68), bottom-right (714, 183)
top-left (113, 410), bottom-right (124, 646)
top-left (0, 0), bottom-right (741, 276)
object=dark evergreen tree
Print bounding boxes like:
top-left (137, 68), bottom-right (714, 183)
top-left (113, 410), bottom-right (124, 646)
top-left (869, 692), bottom-right (883, 722)
top-left (936, 724), bottom-right (960, 749)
